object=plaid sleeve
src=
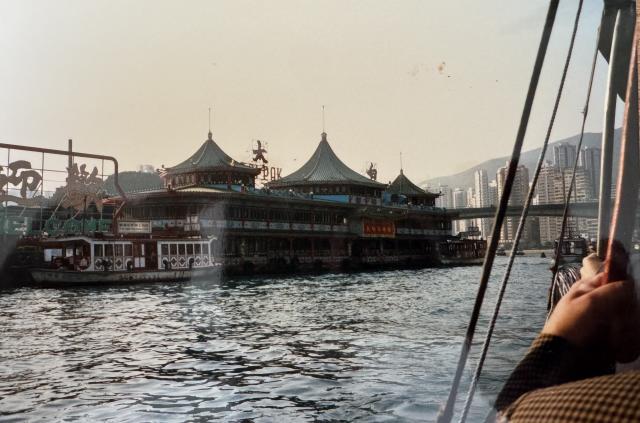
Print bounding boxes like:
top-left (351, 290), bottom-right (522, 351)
top-left (494, 333), bottom-right (614, 413)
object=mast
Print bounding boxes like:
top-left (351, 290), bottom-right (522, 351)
top-left (597, 5), bottom-right (635, 258)
top-left (605, 1), bottom-right (640, 283)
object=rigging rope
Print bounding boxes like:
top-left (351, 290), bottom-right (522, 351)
top-left (549, 7), bottom-right (604, 312)
top-left (436, 2), bottom-right (560, 421)
top-left (457, 2), bottom-right (589, 421)
top-left (548, 264), bottom-right (582, 314)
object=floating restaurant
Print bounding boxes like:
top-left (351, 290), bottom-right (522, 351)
top-left (2, 128), bottom-right (486, 283)
top-left (111, 129), bottom-right (484, 275)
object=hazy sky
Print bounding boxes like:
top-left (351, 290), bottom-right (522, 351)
top-left (1, 1), bottom-right (622, 187)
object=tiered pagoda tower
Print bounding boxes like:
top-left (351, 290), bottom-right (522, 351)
top-left (268, 132), bottom-right (386, 202)
top-left (386, 169), bottom-right (439, 206)
top-left (161, 131), bottom-right (261, 190)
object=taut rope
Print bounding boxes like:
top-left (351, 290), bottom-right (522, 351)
top-left (458, 2), bottom-right (590, 421)
top-left (436, 2), bottom-right (560, 421)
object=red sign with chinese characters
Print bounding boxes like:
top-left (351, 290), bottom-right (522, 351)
top-left (362, 219), bottom-right (395, 238)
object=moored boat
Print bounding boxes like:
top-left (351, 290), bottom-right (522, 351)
top-left (25, 235), bottom-right (220, 287)
top-left (551, 236), bottom-right (588, 266)
top-left (437, 238), bottom-right (486, 266)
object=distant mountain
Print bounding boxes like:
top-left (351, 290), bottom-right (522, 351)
top-left (421, 129), bottom-right (621, 190)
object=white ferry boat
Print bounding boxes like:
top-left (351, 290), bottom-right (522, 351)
top-left (28, 236), bottom-right (220, 287)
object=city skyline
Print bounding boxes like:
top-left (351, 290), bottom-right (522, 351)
top-left (438, 143), bottom-right (603, 243)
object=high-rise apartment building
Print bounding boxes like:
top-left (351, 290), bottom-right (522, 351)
top-left (553, 143), bottom-right (578, 169)
top-left (580, 146), bottom-right (601, 199)
top-left (496, 162), bottom-right (530, 244)
top-left (535, 163), bottom-right (595, 244)
top-left (452, 187), bottom-right (468, 234)
top-left (435, 185), bottom-right (453, 209)
top-left (474, 169), bottom-right (492, 239)
top-left (488, 180), bottom-right (498, 207)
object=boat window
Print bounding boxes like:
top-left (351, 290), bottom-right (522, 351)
top-left (187, 244), bottom-right (194, 255)
top-left (44, 248), bottom-right (63, 262)
top-left (94, 244), bottom-right (103, 256)
top-left (161, 244), bottom-right (169, 255)
top-left (178, 244), bottom-right (186, 255)
top-left (115, 244), bottom-right (123, 256)
top-left (202, 243), bottom-right (209, 255)
top-left (105, 244), bottom-right (114, 256)
top-left (170, 244), bottom-right (177, 255)
top-left (195, 243), bottom-right (201, 254)
top-left (124, 244), bottom-right (133, 256)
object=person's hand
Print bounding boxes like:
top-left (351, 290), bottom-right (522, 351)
top-left (543, 271), bottom-right (640, 363)
top-left (580, 253), bottom-right (601, 279)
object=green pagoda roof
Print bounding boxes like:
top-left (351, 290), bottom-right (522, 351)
top-left (168, 132), bottom-right (257, 174)
top-left (270, 132), bottom-right (385, 188)
top-left (387, 170), bottom-right (436, 197)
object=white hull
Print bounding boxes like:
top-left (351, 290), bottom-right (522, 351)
top-left (29, 267), bottom-right (220, 286)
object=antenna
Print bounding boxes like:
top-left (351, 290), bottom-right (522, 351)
top-left (322, 105), bottom-right (325, 132)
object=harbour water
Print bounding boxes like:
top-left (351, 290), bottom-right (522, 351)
top-left (0, 257), bottom-right (550, 422)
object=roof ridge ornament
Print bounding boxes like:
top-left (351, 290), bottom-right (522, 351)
top-left (208, 107), bottom-right (213, 141)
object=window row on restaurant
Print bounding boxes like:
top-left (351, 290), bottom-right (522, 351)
top-left (125, 204), bottom-right (347, 225)
top-left (293, 185), bottom-right (381, 197)
top-left (165, 172), bottom-right (253, 188)
top-left (396, 218), bottom-right (452, 230)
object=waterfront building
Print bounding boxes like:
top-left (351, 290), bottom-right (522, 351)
top-left (474, 169), bottom-right (492, 239)
top-left (452, 188), bottom-right (467, 234)
top-left (553, 142), bottom-right (577, 170)
top-left (536, 164), bottom-right (563, 245)
top-left (580, 146), bottom-right (601, 198)
top-left (488, 180), bottom-right (498, 207)
top-left (466, 186), bottom-right (480, 237)
top-left (535, 163), bottom-right (596, 245)
top-left (435, 185), bottom-right (453, 210)
top-left (466, 187), bottom-right (475, 208)
top-left (496, 162), bottom-right (531, 245)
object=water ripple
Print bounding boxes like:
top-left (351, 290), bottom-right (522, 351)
top-left (0, 257), bottom-right (549, 421)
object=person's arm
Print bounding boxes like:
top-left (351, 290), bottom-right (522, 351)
top-left (495, 333), bottom-right (612, 412)
top-left (495, 269), bottom-right (640, 413)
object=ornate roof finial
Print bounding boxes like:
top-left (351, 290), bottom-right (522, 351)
top-left (400, 151), bottom-right (404, 174)
top-left (208, 107), bottom-right (213, 140)
top-left (322, 105), bottom-right (325, 133)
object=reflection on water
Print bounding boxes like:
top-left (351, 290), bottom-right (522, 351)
top-left (0, 258), bottom-right (549, 422)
